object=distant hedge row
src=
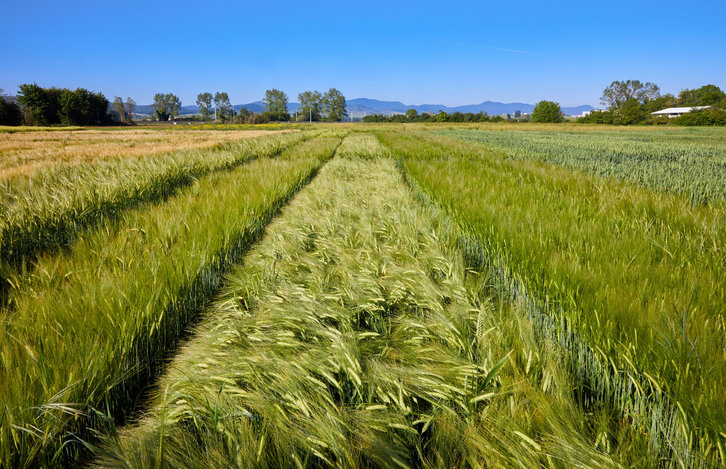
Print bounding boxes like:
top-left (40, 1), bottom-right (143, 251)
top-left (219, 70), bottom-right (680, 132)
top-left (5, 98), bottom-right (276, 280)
top-left (11, 84), bottom-right (112, 126)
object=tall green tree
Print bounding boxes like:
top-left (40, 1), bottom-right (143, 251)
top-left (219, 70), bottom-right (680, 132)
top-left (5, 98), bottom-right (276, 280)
top-left (263, 89), bottom-right (289, 120)
top-left (16, 84), bottom-right (109, 125)
top-left (16, 83), bottom-right (55, 125)
top-left (613, 98), bottom-right (645, 125)
top-left (124, 97), bottom-right (136, 122)
top-left (213, 92), bottom-right (232, 121)
top-left (297, 90), bottom-right (322, 121)
top-left (530, 100), bottom-right (564, 123)
top-left (322, 88), bottom-right (347, 121)
top-left (57, 88), bottom-right (109, 126)
top-left (0, 89), bottom-right (22, 126)
top-left (152, 93), bottom-right (181, 121)
top-left (600, 80), bottom-right (660, 109)
top-left (112, 96), bottom-right (125, 122)
top-left (677, 84), bottom-right (726, 107)
top-left (196, 92), bottom-right (213, 120)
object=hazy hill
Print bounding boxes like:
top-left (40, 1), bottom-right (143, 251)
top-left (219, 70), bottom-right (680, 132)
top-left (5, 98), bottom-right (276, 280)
top-left (133, 99), bottom-right (594, 117)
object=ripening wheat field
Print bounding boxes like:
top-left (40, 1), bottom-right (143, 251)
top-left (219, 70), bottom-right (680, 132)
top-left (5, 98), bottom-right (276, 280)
top-left (0, 125), bottom-right (724, 468)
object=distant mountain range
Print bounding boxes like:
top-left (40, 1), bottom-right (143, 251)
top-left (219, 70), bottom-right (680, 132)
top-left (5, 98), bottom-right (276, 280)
top-left (133, 99), bottom-right (594, 117)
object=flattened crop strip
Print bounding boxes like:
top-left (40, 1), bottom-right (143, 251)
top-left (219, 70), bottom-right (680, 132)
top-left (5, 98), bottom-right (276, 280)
top-left (0, 136), bottom-right (340, 468)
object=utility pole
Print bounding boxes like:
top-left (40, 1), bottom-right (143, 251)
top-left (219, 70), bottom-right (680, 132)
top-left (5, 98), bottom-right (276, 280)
top-left (309, 109), bottom-right (312, 123)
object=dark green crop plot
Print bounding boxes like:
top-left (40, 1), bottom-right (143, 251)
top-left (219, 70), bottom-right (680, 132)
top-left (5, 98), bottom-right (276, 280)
top-left (380, 129), bottom-right (725, 467)
top-left (437, 128), bottom-right (726, 204)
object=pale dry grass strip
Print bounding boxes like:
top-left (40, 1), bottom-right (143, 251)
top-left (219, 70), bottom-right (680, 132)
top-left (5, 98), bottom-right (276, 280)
top-left (0, 129), bottom-right (295, 177)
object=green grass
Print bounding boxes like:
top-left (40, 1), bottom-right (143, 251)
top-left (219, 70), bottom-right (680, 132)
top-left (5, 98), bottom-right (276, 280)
top-left (2, 127), bottom-right (724, 467)
top-left (437, 127), bottom-right (726, 203)
top-left (0, 131), bottom-right (308, 287)
top-left (97, 142), bottom-right (633, 468)
top-left (378, 130), bottom-right (726, 466)
top-left (0, 136), bottom-right (340, 468)
top-left (0, 126), bottom-right (86, 133)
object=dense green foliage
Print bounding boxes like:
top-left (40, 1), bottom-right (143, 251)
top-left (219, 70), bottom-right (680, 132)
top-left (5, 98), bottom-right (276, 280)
top-left (263, 88), bottom-right (290, 121)
top-left (152, 93), bottom-right (181, 121)
top-left (672, 107), bottom-right (726, 126)
top-left (584, 82), bottom-right (726, 126)
top-left (600, 80), bottom-right (661, 109)
top-left (0, 90), bottom-right (23, 126)
top-left (362, 111), bottom-right (517, 123)
top-left (196, 92), bottom-right (213, 120)
top-left (530, 100), bottom-right (564, 123)
top-left (0, 136), bottom-right (339, 468)
top-left (296, 88), bottom-right (347, 122)
top-left (15, 84), bottom-right (111, 126)
top-left (379, 130), bottom-right (726, 466)
top-left (436, 128), bottom-right (726, 203)
top-left (677, 84), bottom-right (726, 107)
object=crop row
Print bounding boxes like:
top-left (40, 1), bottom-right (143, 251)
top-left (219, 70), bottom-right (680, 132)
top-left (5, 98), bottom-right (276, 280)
top-left (0, 136), bottom-right (341, 468)
top-left (438, 128), bottom-right (726, 204)
top-left (379, 130), bottom-right (726, 467)
top-left (0, 131), bottom-right (308, 281)
top-left (97, 150), bottom-right (627, 468)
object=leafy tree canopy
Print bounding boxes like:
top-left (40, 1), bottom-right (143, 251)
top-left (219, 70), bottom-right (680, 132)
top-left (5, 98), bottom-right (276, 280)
top-left (16, 84), bottom-right (109, 126)
top-left (263, 89), bottom-right (288, 116)
top-left (152, 93), bottom-right (181, 121)
top-left (531, 100), bottom-right (564, 123)
top-left (214, 92), bottom-right (232, 121)
top-left (196, 92), bottom-right (213, 120)
top-left (322, 88), bottom-right (347, 121)
top-left (677, 84), bottom-right (726, 107)
top-left (601, 80), bottom-right (660, 109)
top-left (298, 90), bottom-right (322, 121)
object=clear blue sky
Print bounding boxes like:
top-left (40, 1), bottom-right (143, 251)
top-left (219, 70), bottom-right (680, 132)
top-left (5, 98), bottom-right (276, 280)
top-left (2, 0), bottom-right (725, 107)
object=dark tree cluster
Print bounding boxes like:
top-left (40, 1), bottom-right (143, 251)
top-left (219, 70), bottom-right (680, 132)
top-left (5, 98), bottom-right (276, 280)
top-left (296, 88), bottom-right (347, 122)
top-left (15, 84), bottom-right (111, 126)
top-left (530, 101), bottom-right (564, 123)
top-left (0, 89), bottom-right (23, 126)
top-left (152, 93), bottom-right (182, 121)
top-left (263, 89), bottom-right (290, 121)
top-left (580, 81), bottom-right (726, 126)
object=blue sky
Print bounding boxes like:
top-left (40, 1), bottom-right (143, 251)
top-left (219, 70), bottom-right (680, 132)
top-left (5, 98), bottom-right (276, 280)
top-left (2, 0), bottom-right (725, 107)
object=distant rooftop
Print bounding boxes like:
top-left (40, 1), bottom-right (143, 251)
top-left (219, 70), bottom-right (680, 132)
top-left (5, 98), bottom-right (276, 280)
top-left (651, 106), bottom-right (711, 115)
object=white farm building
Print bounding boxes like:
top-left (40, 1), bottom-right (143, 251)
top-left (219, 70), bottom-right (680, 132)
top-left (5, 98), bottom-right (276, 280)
top-left (651, 106), bottom-right (711, 118)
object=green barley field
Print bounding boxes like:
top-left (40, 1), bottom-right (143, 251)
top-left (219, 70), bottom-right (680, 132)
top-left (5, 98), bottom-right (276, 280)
top-left (1, 125), bottom-right (724, 468)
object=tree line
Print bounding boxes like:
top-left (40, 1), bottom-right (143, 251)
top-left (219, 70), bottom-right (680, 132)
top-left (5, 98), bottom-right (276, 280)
top-left (0, 84), bottom-right (349, 126)
top-left (3, 84), bottom-right (112, 126)
top-left (2, 81), bottom-right (723, 127)
top-left (191, 87), bottom-right (349, 123)
top-left (579, 81), bottom-right (726, 126)
top-left (362, 101), bottom-right (563, 124)
top-left (362, 109), bottom-right (522, 123)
